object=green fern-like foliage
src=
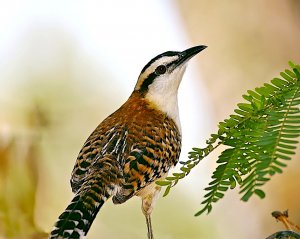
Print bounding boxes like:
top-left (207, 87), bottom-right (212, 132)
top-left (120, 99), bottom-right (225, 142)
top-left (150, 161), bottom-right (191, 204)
top-left (156, 61), bottom-right (300, 216)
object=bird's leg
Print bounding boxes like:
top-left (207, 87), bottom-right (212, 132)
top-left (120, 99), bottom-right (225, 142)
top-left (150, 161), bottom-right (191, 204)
top-left (141, 186), bottom-right (161, 239)
top-left (142, 198), bottom-right (155, 239)
top-left (145, 213), bottom-right (153, 239)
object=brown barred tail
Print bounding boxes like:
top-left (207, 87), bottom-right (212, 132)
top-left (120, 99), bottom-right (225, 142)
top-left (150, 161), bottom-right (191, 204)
top-left (49, 156), bottom-right (122, 239)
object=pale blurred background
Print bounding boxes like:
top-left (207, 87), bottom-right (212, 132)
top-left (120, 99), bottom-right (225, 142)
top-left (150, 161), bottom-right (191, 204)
top-left (0, 1), bottom-right (300, 239)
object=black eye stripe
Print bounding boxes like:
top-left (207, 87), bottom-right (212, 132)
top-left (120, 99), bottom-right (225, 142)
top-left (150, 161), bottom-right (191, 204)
top-left (137, 58), bottom-right (178, 94)
top-left (139, 72), bottom-right (156, 93)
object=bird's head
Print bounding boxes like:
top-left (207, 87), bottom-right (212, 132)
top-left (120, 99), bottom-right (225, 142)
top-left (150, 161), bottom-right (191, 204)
top-left (135, 45), bottom-right (207, 97)
top-left (134, 45), bottom-right (207, 127)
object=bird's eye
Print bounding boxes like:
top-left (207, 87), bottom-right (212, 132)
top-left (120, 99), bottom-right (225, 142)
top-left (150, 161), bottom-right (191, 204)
top-left (155, 65), bottom-right (167, 75)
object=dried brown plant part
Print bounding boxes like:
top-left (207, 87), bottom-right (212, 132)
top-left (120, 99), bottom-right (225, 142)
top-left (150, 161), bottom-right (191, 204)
top-left (272, 210), bottom-right (300, 232)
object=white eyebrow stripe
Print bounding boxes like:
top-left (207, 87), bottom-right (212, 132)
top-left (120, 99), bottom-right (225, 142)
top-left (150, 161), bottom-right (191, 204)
top-left (135, 55), bottom-right (179, 91)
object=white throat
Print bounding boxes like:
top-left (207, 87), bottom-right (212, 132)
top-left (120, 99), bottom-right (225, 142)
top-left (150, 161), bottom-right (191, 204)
top-left (145, 65), bottom-right (186, 133)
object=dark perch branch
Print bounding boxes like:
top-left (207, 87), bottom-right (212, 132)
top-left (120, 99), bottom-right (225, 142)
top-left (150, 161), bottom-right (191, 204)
top-left (265, 230), bottom-right (300, 239)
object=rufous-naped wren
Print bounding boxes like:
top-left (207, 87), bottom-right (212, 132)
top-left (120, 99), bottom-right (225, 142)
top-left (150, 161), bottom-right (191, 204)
top-left (49, 45), bottom-right (207, 239)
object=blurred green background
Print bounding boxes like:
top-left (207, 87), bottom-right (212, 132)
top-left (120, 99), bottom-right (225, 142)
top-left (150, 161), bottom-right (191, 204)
top-left (1, 1), bottom-right (300, 238)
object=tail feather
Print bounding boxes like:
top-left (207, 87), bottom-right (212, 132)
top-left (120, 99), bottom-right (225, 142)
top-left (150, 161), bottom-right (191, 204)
top-left (49, 156), bottom-right (122, 239)
top-left (50, 193), bottom-right (103, 238)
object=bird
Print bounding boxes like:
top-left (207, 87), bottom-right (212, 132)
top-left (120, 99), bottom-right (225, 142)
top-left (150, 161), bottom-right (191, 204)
top-left (49, 45), bottom-right (207, 239)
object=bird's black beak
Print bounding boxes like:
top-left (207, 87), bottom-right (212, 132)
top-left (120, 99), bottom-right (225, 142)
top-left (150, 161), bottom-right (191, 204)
top-left (176, 45), bottom-right (207, 67)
